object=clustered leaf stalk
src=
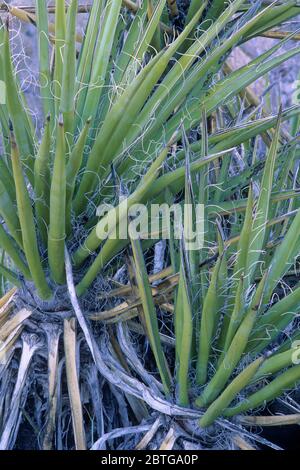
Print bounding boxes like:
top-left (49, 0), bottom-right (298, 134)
top-left (0, 0), bottom-right (300, 450)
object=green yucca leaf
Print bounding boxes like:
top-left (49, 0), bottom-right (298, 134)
top-left (225, 364), bottom-right (300, 417)
top-left (74, 138), bottom-right (171, 269)
top-left (274, 329), bottom-right (300, 356)
top-left (248, 284), bottom-right (300, 354)
top-left (74, 7), bottom-right (207, 214)
top-left (206, 190), bottom-right (300, 219)
top-left (54, 0), bottom-right (66, 116)
top-left (95, 12), bottom-right (127, 127)
top-left (0, 224), bottom-right (30, 279)
top-left (129, 231), bottom-right (171, 395)
top-left (211, 226), bottom-right (228, 346)
top-left (128, 1), bottom-right (286, 160)
top-left (80, 0), bottom-right (123, 125)
top-left (36, 0), bottom-right (54, 119)
top-left (75, 236), bottom-right (129, 298)
top-left (10, 132), bottom-right (51, 299)
top-left (196, 272), bottom-right (267, 408)
top-left (60, 0), bottom-right (78, 139)
top-left (73, 49), bottom-right (163, 214)
top-left (216, 227), bottom-right (228, 316)
top-left (132, 0), bottom-right (166, 66)
top-left (66, 117), bottom-right (91, 235)
top-left (0, 157), bottom-right (15, 202)
top-left (74, 151), bottom-right (298, 297)
top-left (207, 49), bottom-right (300, 116)
top-left (197, 111), bottom-right (210, 304)
top-left (0, 263), bottom-right (21, 288)
top-left (162, 43), bottom-right (300, 148)
top-left (130, 1), bottom-right (209, 134)
top-left (48, 116), bottom-right (66, 284)
top-left (0, 109), bottom-right (10, 159)
top-left (230, 183), bottom-right (253, 287)
top-left (0, 253), bottom-right (4, 297)
top-left (0, 178), bottom-right (23, 249)
top-left (74, 149), bottom-right (232, 295)
top-left (112, 1), bottom-right (148, 88)
top-left (2, 22), bottom-right (35, 181)
top-left (196, 255), bottom-right (222, 386)
top-left (186, 0), bottom-right (207, 25)
top-left (200, 356), bottom-right (265, 427)
top-left (83, 147), bottom-right (233, 231)
top-left (34, 115), bottom-right (51, 247)
top-left (162, 187), bottom-right (180, 275)
top-left (185, 105), bottom-right (300, 165)
top-left (123, 0), bottom-right (243, 160)
top-left (150, 149), bottom-right (234, 199)
top-left (222, 276), bottom-right (244, 358)
top-left (245, 112), bottom-right (281, 288)
top-left (253, 346), bottom-right (300, 383)
top-left (181, 126), bottom-right (199, 283)
top-left (75, 0), bottom-right (104, 127)
top-left (245, 2), bottom-right (300, 40)
top-left (74, 136), bottom-right (175, 295)
top-left (146, 1), bottom-right (162, 53)
top-left (175, 241), bottom-right (193, 406)
top-left (202, 0), bottom-right (228, 26)
top-left (263, 207), bottom-right (300, 304)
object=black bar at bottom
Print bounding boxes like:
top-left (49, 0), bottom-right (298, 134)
top-left (0, 450), bottom-right (295, 467)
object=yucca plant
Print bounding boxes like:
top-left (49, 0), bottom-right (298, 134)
top-left (0, 0), bottom-right (300, 450)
